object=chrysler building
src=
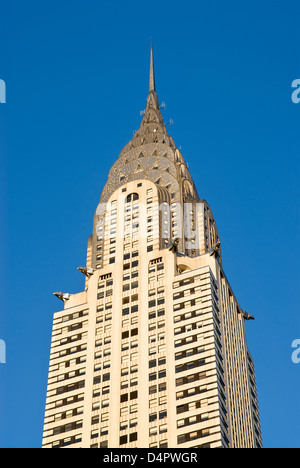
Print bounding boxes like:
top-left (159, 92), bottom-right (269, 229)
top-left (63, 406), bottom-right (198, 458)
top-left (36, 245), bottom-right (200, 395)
top-left (42, 43), bottom-right (262, 449)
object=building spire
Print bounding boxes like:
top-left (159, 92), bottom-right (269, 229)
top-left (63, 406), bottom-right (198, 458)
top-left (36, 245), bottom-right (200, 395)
top-left (149, 39), bottom-right (156, 93)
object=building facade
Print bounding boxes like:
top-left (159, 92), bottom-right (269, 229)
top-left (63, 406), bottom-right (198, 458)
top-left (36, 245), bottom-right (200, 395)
top-left (42, 45), bottom-right (262, 449)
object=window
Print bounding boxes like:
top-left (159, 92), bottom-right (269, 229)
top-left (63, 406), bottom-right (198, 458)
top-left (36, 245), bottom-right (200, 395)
top-left (149, 427), bottom-right (157, 436)
top-left (126, 193), bottom-right (139, 203)
top-left (130, 418), bottom-right (138, 428)
top-left (160, 424), bottom-right (167, 434)
top-left (149, 413), bottom-right (157, 422)
top-left (100, 427), bottom-right (108, 436)
top-left (130, 432), bottom-right (137, 442)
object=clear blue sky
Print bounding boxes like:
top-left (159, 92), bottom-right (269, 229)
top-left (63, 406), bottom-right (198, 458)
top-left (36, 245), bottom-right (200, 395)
top-left (0, 0), bottom-right (299, 448)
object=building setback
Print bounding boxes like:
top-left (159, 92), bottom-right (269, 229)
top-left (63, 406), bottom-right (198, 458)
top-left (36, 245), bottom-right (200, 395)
top-left (42, 44), bottom-right (262, 449)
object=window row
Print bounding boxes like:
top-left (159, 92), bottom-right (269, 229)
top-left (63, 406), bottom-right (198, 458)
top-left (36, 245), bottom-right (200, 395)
top-left (174, 308), bottom-right (204, 323)
top-left (120, 432), bottom-right (137, 445)
top-left (120, 390), bottom-right (138, 403)
top-left (148, 298), bottom-right (165, 308)
top-left (175, 358), bottom-right (206, 374)
top-left (176, 372), bottom-right (207, 388)
top-left (56, 332), bottom-right (88, 347)
top-left (54, 309), bottom-right (88, 326)
top-left (149, 369), bottom-right (167, 381)
top-left (49, 355), bottom-right (86, 372)
top-left (149, 309), bottom-right (165, 320)
top-left (123, 294), bottom-right (138, 304)
top-left (51, 434), bottom-right (82, 448)
top-left (52, 420), bottom-right (83, 436)
top-left (92, 386), bottom-right (110, 398)
top-left (149, 357), bottom-right (166, 368)
top-left (54, 368), bottom-right (86, 383)
top-left (175, 345), bottom-right (205, 361)
top-left (122, 305), bottom-right (138, 316)
top-left (55, 344), bottom-right (87, 358)
top-left (149, 410), bottom-right (167, 422)
top-left (174, 321), bottom-right (203, 336)
top-left (54, 392), bottom-right (84, 409)
top-left (93, 373), bottom-right (110, 384)
top-left (176, 384), bottom-right (208, 400)
top-left (177, 428), bottom-right (210, 445)
top-left (120, 419), bottom-right (137, 431)
top-left (91, 427), bottom-right (108, 438)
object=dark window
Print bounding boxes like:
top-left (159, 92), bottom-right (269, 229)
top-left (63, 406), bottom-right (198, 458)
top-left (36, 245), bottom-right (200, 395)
top-left (120, 393), bottom-right (128, 403)
top-left (149, 385), bottom-right (157, 394)
top-left (120, 435), bottom-right (127, 445)
top-left (130, 432), bottom-right (137, 442)
top-left (130, 391), bottom-right (138, 400)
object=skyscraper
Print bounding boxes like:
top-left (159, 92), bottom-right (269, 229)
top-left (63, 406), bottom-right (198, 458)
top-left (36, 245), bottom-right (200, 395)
top-left (42, 43), bottom-right (262, 449)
